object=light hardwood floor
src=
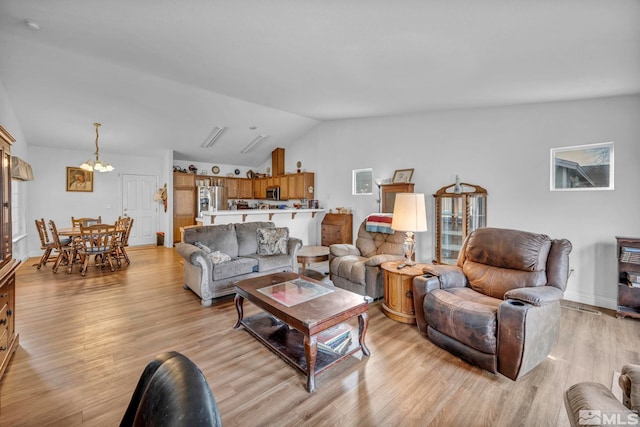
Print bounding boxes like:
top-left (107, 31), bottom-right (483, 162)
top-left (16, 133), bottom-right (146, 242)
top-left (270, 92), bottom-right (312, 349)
top-left (1, 246), bottom-right (639, 426)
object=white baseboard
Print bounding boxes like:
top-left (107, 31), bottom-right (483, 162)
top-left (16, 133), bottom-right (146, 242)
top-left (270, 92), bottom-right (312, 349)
top-left (563, 290), bottom-right (617, 311)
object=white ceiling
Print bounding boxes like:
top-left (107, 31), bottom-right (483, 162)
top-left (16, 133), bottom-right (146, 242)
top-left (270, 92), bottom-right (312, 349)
top-left (0, 0), bottom-right (638, 166)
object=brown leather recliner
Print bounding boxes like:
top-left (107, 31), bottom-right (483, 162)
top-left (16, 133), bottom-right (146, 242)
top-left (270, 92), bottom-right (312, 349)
top-left (412, 227), bottom-right (572, 380)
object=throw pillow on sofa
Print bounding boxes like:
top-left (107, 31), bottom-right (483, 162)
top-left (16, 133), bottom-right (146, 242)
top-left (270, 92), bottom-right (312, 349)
top-left (209, 251), bottom-right (231, 264)
top-left (257, 227), bottom-right (289, 255)
top-left (194, 241), bottom-right (231, 264)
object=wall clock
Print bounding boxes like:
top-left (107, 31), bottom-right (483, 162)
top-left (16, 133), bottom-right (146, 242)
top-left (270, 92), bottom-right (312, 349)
top-left (211, 166), bottom-right (220, 174)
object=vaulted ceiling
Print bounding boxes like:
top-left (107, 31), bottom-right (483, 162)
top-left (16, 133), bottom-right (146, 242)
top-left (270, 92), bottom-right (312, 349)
top-left (0, 0), bottom-right (638, 166)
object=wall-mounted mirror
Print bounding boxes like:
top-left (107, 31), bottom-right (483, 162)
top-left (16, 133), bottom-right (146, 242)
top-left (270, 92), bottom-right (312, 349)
top-left (352, 168), bottom-right (373, 195)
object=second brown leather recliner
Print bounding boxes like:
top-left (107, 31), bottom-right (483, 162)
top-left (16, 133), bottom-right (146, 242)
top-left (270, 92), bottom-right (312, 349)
top-left (412, 227), bottom-right (572, 380)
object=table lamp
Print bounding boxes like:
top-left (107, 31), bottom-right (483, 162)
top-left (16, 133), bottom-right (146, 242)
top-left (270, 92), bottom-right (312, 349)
top-left (391, 193), bottom-right (427, 265)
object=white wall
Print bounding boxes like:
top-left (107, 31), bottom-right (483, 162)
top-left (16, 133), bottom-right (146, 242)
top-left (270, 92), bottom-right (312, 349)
top-left (285, 95), bottom-right (640, 310)
top-left (26, 145), bottom-right (167, 256)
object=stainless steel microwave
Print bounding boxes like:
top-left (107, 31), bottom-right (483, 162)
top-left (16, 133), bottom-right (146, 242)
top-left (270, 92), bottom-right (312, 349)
top-left (266, 186), bottom-right (280, 201)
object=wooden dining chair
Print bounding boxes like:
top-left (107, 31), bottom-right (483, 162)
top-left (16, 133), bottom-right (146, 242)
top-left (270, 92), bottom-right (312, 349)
top-left (77, 224), bottom-right (117, 276)
top-left (48, 220), bottom-right (78, 273)
top-left (71, 216), bottom-right (102, 228)
top-left (113, 217), bottom-right (134, 266)
top-left (34, 218), bottom-right (58, 269)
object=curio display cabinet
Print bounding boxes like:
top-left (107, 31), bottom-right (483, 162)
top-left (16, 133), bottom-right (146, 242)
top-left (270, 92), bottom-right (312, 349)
top-left (433, 180), bottom-right (487, 265)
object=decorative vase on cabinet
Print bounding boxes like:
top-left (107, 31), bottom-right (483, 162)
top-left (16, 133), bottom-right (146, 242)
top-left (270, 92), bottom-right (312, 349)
top-left (433, 181), bottom-right (487, 264)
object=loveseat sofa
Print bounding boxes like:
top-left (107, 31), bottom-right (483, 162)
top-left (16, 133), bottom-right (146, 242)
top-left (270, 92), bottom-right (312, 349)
top-left (176, 221), bottom-right (302, 306)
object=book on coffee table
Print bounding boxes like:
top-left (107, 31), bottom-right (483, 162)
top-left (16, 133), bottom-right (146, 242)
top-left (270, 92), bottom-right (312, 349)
top-left (316, 322), bottom-right (352, 346)
top-left (318, 332), bottom-right (352, 355)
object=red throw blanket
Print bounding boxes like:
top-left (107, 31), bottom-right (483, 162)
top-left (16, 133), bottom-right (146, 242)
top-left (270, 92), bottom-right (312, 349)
top-left (365, 214), bottom-right (394, 234)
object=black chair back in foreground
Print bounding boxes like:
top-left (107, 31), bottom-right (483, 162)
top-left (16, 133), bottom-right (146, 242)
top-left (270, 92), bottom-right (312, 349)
top-left (120, 351), bottom-right (222, 427)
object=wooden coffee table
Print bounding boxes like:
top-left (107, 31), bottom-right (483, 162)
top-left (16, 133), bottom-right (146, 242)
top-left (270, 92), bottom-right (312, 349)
top-left (234, 272), bottom-right (370, 392)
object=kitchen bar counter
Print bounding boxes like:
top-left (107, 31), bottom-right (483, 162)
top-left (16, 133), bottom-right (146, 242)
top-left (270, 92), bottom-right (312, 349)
top-left (197, 209), bottom-right (326, 245)
top-left (198, 208), bottom-right (324, 224)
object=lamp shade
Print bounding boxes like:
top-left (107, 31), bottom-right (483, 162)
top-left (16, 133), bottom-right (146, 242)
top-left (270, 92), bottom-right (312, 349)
top-left (391, 193), bottom-right (427, 232)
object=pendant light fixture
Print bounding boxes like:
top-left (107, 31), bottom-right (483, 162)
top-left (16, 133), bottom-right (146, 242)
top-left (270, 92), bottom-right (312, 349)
top-left (80, 122), bottom-right (114, 173)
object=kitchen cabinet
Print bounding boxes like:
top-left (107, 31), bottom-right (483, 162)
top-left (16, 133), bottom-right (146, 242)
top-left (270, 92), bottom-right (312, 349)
top-left (226, 178), bottom-right (253, 199)
top-left (226, 178), bottom-right (238, 198)
top-left (253, 177), bottom-right (267, 199)
top-left (238, 178), bottom-right (253, 198)
top-left (272, 148), bottom-right (285, 176)
top-left (279, 175), bottom-right (290, 200)
top-left (173, 172), bottom-right (196, 243)
top-left (288, 172), bottom-right (314, 200)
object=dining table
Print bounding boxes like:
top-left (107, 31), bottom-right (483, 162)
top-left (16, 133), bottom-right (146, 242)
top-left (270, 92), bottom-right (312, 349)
top-left (57, 226), bottom-right (124, 237)
top-left (56, 225), bottom-right (127, 274)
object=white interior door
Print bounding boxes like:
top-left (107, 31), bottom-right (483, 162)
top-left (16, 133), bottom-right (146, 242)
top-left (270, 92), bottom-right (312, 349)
top-left (122, 174), bottom-right (157, 246)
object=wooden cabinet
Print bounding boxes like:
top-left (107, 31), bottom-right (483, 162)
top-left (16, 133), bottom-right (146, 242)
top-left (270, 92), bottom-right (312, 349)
top-left (279, 175), bottom-right (290, 200)
top-left (238, 179), bottom-right (253, 198)
top-left (616, 236), bottom-right (640, 319)
top-left (0, 268), bottom-right (19, 382)
top-left (272, 148), bottom-right (285, 176)
top-left (321, 213), bottom-right (352, 246)
top-left (173, 172), bottom-right (196, 243)
top-left (253, 177), bottom-right (267, 199)
top-left (251, 173), bottom-right (314, 200)
top-left (288, 172), bottom-right (314, 200)
top-left (0, 124), bottom-right (19, 383)
top-left (433, 181), bottom-right (487, 265)
top-left (174, 172), bottom-right (196, 187)
top-left (381, 183), bottom-right (414, 213)
top-left (216, 178), bottom-right (252, 199)
top-left (225, 177), bottom-right (239, 198)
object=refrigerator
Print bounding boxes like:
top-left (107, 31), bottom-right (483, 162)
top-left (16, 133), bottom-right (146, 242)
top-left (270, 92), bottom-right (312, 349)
top-left (198, 185), bottom-right (227, 216)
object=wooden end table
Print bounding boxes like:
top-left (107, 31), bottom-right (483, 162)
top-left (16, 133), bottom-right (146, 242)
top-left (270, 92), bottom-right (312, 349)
top-left (296, 245), bottom-right (329, 275)
top-left (381, 261), bottom-right (429, 324)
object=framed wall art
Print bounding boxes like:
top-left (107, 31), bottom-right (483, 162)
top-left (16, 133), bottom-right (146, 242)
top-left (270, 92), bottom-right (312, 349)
top-left (550, 142), bottom-right (614, 191)
top-left (66, 167), bottom-right (93, 192)
top-left (392, 168), bottom-right (414, 183)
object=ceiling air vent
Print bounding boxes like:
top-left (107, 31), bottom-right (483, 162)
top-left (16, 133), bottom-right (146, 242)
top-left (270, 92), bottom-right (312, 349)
top-left (200, 126), bottom-right (226, 148)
